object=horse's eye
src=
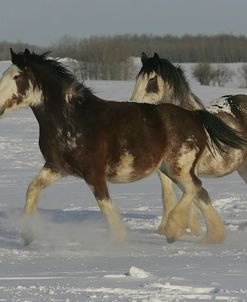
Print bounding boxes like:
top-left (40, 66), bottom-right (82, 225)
top-left (149, 76), bottom-right (157, 82)
top-left (13, 74), bottom-right (22, 81)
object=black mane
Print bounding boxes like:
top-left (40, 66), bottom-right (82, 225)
top-left (11, 49), bottom-right (93, 101)
top-left (139, 56), bottom-right (191, 100)
top-left (31, 52), bottom-right (75, 82)
top-left (139, 54), bottom-right (205, 109)
top-left (11, 49), bottom-right (76, 82)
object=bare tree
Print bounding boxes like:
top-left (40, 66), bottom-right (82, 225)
top-left (211, 65), bottom-right (234, 87)
top-left (239, 64), bottom-right (247, 87)
top-left (2, 34), bottom-right (247, 79)
top-left (192, 63), bottom-right (214, 85)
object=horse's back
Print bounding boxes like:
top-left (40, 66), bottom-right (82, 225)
top-left (156, 103), bottom-right (205, 142)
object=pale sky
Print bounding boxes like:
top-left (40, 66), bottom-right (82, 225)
top-left (0, 0), bottom-right (247, 46)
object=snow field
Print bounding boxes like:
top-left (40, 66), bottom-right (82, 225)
top-left (0, 62), bottom-right (247, 301)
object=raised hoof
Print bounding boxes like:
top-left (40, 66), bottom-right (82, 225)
top-left (22, 235), bottom-right (34, 247)
top-left (21, 229), bottom-right (35, 246)
top-left (166, 237), bottom-right (176, 244)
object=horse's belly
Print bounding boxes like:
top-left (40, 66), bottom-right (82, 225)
top-left (107, 152), bottom-right (160, 183)
top-left (197, 148), bottom-right (246, 178)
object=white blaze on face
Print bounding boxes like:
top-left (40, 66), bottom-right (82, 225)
top-left (0, 65), bottom-right (19, 106)
top-left (130, 71), bottom-right (166, 104)
top-left (0, 64), bottom-right (43, 116)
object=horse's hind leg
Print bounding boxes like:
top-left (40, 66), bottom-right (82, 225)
top-left (156, 171), bottom-right (177, 234)
top-left (194, 188), bottom-right (226, 244)
top-left (22, 164), bottom-right (62, 245)
top-left (85, 174), bottom-right (126, 242)
top-left (188, 201), bottom-right (202, 236)
top-left (157, 171), bottom-right (202, 236)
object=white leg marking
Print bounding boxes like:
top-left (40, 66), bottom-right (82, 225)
top-left (156, 171), bottom-right (177, 234)
top-left (195, 189), bottom-right (226, 244)
top-left (25, 167), bottom-right (62, 214)
top-left (163, 145), bottom-right (200, 241)
top-left (97, 198), bottom-right (126, 242)
top-left (22, 166), bottom-right (62, 245)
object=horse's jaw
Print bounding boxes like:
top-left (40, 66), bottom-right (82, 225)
top-left (0, 101), bottom-right (27, 118)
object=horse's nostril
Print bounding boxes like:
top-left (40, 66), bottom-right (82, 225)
top-left (167, 237), bottom-right (176, 244)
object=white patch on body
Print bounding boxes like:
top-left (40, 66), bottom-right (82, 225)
top-left (109, 152), bottom-right (135, 183)
top-left (67, 131), bottom-right (77, 149)
top-left (161, 142), bottom-right (198, 187)
top-left (207, 97), bottom-right (235, 116)
top-left (23, 81), bottom-right (43, 107)
top-left (177, 143), bottom-right (198, 178)
top-left (198, 147), bottom-right (245, 178)
top-left (65, 86), bottom-right (75, 103)
top-left (57, 129), bottom-right (78, 151)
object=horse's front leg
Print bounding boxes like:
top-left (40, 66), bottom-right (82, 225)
top-left (22, 164), bottom-right (62, 245)
top-left (85, 174), bottom-right (126, 242)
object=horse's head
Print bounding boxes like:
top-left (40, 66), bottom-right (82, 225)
top-left (0, 48), bottom-right (42, 117)
top-left (131, 52), bottom-right (192, 106)
top-left (130, 52), bottom-right (166, 103)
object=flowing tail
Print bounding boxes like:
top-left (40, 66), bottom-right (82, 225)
top-left (193, 110), bottom-right (247, 154)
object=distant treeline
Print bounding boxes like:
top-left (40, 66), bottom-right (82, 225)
top-left (1, 34), bottom-right (247, 79)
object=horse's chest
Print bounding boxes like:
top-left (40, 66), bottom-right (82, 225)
top-left (39, 131), bottom-right (83, 173)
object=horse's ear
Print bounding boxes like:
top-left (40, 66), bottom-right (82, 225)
top-left (153, 52), bottom-right (160, 65)
top-left (22, 48), bottom-right (32, 68)
top-left (10, 48), bottom-right (30, 69)
top-left (24, 48), bottom-right (31, 56)
top-left (10, 48), bottom-right (18, 64)
top-left (141, 52), bottom-right (148, 64)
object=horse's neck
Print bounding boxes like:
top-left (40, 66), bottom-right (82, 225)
top-left (185, 93), bottom-right (205, 110)
top-left (30, 87), bottom-right (102, 129)
top-left (164, 86), bottom-right (204, 110)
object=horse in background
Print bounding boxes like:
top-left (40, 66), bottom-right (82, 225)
top-left (131, 52), bottom-right (247, 236)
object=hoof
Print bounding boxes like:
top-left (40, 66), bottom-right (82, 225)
top-left (166, 237), bottom-right (176, 244)
top-left (21, 225), bottom-right (35, 246)
top-left (21, 233), bottom-right (34, 246)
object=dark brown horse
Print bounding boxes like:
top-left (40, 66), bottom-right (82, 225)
top-left (131, 52), bottom-right (247, 237)
top-left (0, 49), bottom-right (246, 245)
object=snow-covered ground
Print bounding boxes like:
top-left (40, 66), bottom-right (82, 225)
top-left (0, 61), bottom-right (247, 301)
